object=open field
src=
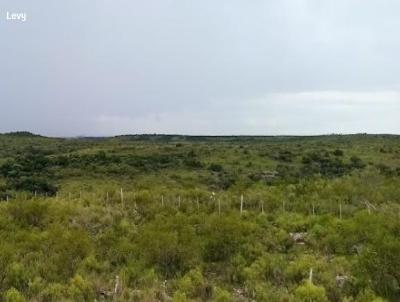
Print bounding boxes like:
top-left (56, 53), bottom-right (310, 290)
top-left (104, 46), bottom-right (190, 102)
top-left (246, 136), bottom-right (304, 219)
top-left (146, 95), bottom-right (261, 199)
top-left (0, 132), bottom-right (399, 301)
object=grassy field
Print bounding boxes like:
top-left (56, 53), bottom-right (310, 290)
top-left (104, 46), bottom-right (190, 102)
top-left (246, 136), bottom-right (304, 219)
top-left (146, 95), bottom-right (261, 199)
top-left (0, 132), bottom-right (399, 301)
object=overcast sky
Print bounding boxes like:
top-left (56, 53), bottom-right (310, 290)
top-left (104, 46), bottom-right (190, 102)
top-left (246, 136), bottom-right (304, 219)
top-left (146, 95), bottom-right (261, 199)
top-left (1, 1), bottom-right (400, 136)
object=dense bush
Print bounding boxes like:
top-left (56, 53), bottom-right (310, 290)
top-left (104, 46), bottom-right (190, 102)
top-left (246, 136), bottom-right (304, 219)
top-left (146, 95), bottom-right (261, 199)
top-left (208, 163), bottom-right (224, 172)
top-left (0, 148), bottom-right (57, 195)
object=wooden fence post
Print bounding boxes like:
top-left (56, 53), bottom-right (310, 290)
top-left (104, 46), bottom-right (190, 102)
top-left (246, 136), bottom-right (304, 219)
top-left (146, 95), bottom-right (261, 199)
top-left (240, 195), bottom-right (244, 215)
top-left (114, 275), bottom-right (120, 299)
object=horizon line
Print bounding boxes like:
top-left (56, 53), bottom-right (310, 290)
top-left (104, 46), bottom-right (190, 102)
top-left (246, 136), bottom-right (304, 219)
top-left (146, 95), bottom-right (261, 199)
top-left (2, 131), bottom-right (400, 139)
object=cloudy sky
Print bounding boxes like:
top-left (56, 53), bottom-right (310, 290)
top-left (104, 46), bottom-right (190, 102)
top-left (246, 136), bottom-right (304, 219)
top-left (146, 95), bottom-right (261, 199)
top-left (1, 1), bottom-right (400, 136)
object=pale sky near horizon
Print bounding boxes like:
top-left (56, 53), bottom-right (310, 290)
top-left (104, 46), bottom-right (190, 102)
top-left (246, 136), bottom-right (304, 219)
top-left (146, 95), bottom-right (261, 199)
top-left (1, 1), bottom-right (400, 137)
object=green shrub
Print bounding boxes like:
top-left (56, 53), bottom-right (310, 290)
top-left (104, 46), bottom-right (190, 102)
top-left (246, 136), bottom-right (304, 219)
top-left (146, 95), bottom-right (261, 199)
top-left (3, 288), bottom-right (26, 302)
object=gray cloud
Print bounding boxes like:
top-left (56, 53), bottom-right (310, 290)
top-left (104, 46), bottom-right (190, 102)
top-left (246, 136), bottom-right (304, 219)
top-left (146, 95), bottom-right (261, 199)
top-left (1, 1), bottom-right (400, 136)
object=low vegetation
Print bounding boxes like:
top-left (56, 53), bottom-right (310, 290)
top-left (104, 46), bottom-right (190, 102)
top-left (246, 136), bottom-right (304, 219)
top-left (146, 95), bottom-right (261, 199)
top-left (0, 133), bottom-right (399, 301)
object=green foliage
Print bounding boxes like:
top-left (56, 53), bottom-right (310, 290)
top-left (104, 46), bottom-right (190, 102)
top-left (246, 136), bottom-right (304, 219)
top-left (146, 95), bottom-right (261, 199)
top-left (208, 163), bottom-right (224, 172)
top-left (203, 214), bottom-right (254, 262)
top-left (137, 215), bottom-right (200, 278)
top-left (3, 288), bottom-right (26, 302)
top-left (66, 275), bottom-right (94, 302)
top-left (0, 147), bottom-right (57, 195)
top-left (213, 287), bottom-right (231, 302)
top-left (294, 281), bottom-right (329, 302)
top-left (0, 134), bottom-right (399, 301)
top-left (172, 291), bottom-right (188, 302)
